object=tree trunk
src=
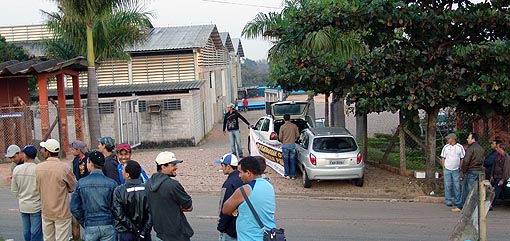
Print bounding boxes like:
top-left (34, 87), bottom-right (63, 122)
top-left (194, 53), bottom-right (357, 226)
top-left (425, 107), bottom-right (440, 188)
top-left (331, 94), bottom-right (345, 128)
top-left (324, 93), bottom-right (330, 127)
top-left (86, 24), bottom-right (101, 145)
top-left (306, 91), bottom-right (316, 122)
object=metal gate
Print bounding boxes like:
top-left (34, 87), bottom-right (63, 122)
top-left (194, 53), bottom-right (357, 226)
top-left (117, 97), bottom-right (141, 147)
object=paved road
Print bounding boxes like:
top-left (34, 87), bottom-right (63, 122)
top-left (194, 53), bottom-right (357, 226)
top-left (2, 190), bottom-right (509, 241)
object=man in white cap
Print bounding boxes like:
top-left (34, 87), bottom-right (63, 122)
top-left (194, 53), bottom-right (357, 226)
top-left (146, 151), bottom-right (193, 241)
top-left (5, 144), bottom-right (22, 181)
top-left (35, 139), bottom-right (76, 241)
top-left (440, 133), bottom-right (465, 212)
top-left (216, 153), bottom-right (243, 241)
top-left (223, 103), bottom-right (251, 158)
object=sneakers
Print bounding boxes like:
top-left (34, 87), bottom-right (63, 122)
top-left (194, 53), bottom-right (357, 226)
top-left (451, 207), bottom-right (461, 212)
top-left (291, 177), bottom-right (296, 180)
top-left (284, 176), bottom-right (290, 180)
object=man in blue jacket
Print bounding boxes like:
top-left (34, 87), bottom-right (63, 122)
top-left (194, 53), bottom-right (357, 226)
top-left (216, 153), bottom-right (244, 241)
top-left (70, 151), bottom-right (118, 241)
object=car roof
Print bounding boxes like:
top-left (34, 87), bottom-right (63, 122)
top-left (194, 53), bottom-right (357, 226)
top-left (308, 127), bottom-right (353, 136)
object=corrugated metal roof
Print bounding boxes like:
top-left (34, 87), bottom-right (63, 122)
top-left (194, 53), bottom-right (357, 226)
top-left (219, 32), bottom-right (235, 53)
top-left (126, 25), bottom-right (224, 52)
top-left (231, 38), bottom-right (245, 58)
top-left (47, 80), bottom-right (206, 98)
top-left (0, 57), bottom-right (87, 76)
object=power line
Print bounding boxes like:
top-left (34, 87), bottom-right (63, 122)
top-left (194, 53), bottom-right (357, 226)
top-left (202, 0), bottom-right (282, 9)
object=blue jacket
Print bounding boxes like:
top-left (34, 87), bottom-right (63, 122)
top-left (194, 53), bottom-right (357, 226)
top-left (70, 170), bottom-right (118, 228)
top-left (117, 162), bottom-right (148, 184)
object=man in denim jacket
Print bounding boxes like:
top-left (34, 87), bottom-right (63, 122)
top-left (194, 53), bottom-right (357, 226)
top-left (71, 151), bottom-right (118, 241)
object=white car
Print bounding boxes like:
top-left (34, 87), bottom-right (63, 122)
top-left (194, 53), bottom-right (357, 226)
top-left (296, 127), bottom-right (365, 188)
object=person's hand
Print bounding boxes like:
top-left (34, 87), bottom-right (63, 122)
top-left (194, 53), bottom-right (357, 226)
top-left (223, 131), bottom-right (226, 136)
top-left (136, 230), bottom-right (146, 240)
top-left (6, 175), bottom-right (12, 182)
top-left (180, 205), bottom-right (193, 212)
top-left (232, 209), bottom-right (238, 217)
top-left (498, 180), bottom-right (504, 186)
top-left (249, 125), bottom-right (253, 129)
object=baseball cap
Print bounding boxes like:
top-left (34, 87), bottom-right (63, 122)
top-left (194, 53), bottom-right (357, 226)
top-left (226, 103), bottom-right (235, 108)
top-left (88, 151), bottom-right (105, 166)
top-left (155, 151), bottom-right (183, 165)
top-left (117, 143), bottom-right (131, 153)
top-left (71, 140), bottom-right (87, 153)
top-left (97, 137), bottom-right (115, 149)
top-left (446, 133), bottom-right (457, 139)
top-left (215, 153), bottom-right (238, 166)
top-left (5, 144), bottom-right (21, 158)
top-left (40, 139), bottom-right (60, 153)
top-left (21, 145), bottom-right (38, 159)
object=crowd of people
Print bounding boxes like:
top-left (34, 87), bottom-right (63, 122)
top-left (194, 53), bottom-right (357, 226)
top-left (8, 136), bottom-right (277, 241)
top-left (440, 132), bottom-right (510, 212)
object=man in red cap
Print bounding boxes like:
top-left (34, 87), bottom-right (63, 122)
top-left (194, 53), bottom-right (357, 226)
top-left (116, 143), bottom-right (148, 184)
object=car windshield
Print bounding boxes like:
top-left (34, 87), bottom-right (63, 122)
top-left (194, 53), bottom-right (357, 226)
top-left (272, 103), bottom-right (307, 116)
top-left (313, 137), bottom-right (357, 153)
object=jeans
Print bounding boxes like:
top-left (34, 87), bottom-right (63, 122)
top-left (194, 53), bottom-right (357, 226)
top-left (282, 145), bottom-right (296, 178)
top-left (219, 232), bottom-right (237, 241)
top-left (21, 211), bottom-right (43, 241)
top-left (228, 130), bottom-right (243, 157)
top-left (460, 170), bottom-right (481, 209)
top-left (84, 225), bottom-right (116, 241)
top-left (443, 169), bottom-right (461, 207)
top-left (491, 177), bottom-right (506, 206)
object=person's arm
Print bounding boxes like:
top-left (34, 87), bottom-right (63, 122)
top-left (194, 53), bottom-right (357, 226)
top-left (174, 182), bottom-right (193, 211)
top-left (113, 187), bottom-right (138, 232)
top-left (237, 112), bottom-right (251, 126)
top-left (223, 113), bottom-right (228, 132)
top-left (70, 185), bottom-right (85, 227)
top-left (500, 154), bottom-right (510, 185)
top-left (141, 189), bottom-right (153, 238)
top-left (441, 157), bottom-right (445, 169)
top-left (222, 185), bottom-right (250, 215)
top-left (65, 168), bottom-right (77, 193)
top-left (10, 169), bottom-right (20, 198)
top-left (461, 147), bottom-right (472, 174)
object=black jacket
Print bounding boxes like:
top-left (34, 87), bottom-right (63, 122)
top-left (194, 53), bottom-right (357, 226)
top-left (223, 110), bottom-right (250, 132)
top-left (146, 172), bottom-right (193, 241)
top-left (218, 170), bottom-right (244, 237)
top-left (113, 179), bottom-right (152, 238)
top-left (103, 153), bottom-right (120, 184)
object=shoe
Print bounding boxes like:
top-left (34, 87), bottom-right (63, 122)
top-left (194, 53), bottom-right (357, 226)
top-left (285, 176), bottom-right (290, 180)
top-left (446, 204), bottom-right (452, 207)
top-left (451, 207), bottom-right (461, 212)
top-left (291, 177), bottom-right (296, 180)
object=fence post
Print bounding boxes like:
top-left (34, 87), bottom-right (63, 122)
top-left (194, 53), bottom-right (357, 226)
top-left (479, 173), bottom-right (486, 241)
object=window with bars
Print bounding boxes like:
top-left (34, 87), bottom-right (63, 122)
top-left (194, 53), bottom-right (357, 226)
top-left (163, 99), bottom-right (181, 111)
top-left (99, 102), bottom-right (115, 114)
top-left (138, 100), bottom-right (147, 112)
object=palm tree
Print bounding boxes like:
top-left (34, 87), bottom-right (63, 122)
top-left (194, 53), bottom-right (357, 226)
top-left (46, 0), bottom-right (151, 145)
top-left (242, 0), bottom-right (365, 127)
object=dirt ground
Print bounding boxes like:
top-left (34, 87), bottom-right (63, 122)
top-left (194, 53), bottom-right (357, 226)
top-left (0, 94), bottom-right (428, 200)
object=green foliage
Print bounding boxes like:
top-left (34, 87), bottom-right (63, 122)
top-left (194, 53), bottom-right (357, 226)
top-left (241, 58), bottom-right (270, 87)
top-left (0, 36), bottom-right (28, 62)
top-left (44, 1), bottom-right (152, 61)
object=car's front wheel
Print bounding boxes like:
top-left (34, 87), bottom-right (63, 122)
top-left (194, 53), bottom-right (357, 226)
top-left (303, 170), bottom-right (312, 188)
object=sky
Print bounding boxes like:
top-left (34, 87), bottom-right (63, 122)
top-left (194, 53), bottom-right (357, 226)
top-left (0, 0), bottom-right (284, 60)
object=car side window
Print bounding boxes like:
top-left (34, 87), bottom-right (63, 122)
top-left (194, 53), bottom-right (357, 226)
top-left (254, 118), bottom-right (264, 130)
top-left (299, 133), bottom-right (309, 149)
top-left (261, 119), bottom-right (270, 132)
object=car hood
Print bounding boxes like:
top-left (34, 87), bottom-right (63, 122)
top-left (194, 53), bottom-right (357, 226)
top-left (271, 101), bottom-right (310, 119)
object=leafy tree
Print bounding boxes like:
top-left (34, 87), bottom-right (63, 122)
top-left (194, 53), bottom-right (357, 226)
top-left (241, 58), bottom-right (270, 86)
top-left (267, 0), bottom-right (510, 187)
top-left (0, 36), bottom-right (28, 62)
top-left (243, 0), bottom-right (366, 126)
top-left (46, 0), bottom-right (152, 144)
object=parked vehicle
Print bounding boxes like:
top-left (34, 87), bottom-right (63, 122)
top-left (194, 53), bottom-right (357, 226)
top-left (296, 127), bottom-right (365, 188)
top-left (250, 101), bottom-right (314, 147)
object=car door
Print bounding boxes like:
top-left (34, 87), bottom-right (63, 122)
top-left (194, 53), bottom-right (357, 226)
top-left (252, 117), bottom-right (272, 141)
top-left (296, 131), bottom-right (310, 171)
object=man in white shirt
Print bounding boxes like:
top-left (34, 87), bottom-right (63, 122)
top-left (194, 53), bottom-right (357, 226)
top-left (440, 133), bottom-right (465, 211)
